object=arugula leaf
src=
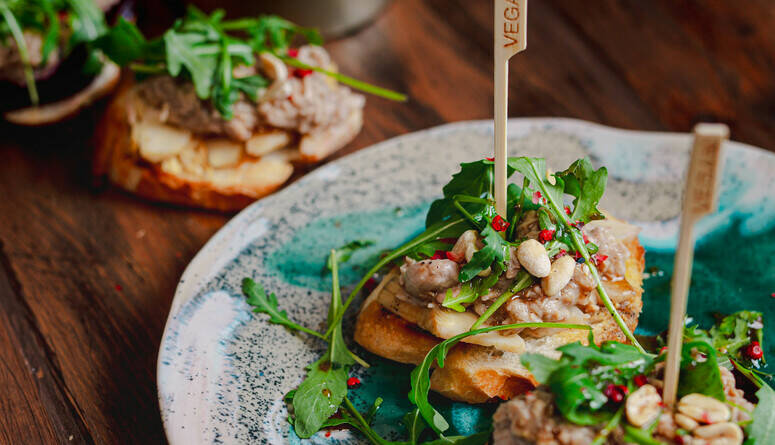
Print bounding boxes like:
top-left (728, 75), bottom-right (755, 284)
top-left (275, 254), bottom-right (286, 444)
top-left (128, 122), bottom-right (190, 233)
top-left (67, 0), bottom-right (106, 46)
top-left (95, 18), bottom-right (148, 65)
top-left (406, 239), bottom-right (455, 260)
top-left (426, 160), bottom-right (498, 227)
top-left (679, 311), bottom-right (766, 380)
top-left (441, 281), bottom-right (478, 312)
top-left (409, 350), bottom-right (450, 434)
top-left (548, 365), bottom-right (610, 425)
top-left (97, 6), bottom-right (405, 118)
top-left (243, 247), bottom-right (366, 367)
top-left (163, 29), bottom-right (218, 99)
top-left (403, 408), bottom-right (427, 445)
top-left (326, 248), bottom-right (363, 367)
top-left (282, 56), bottom-right (408, 102)
top-left (39, 0), bottom-right (59, 65)
top-left (507, 157), bottom-right (565, 209)
top-left (522, 340), bottom-right (655, 426)
top-left (622, 424), bottom-right (665, 445)
top-left (469, 270), bottom-right (533, 330)
top-left (326, 240), bottom-right (375, 271)
top-left (419, 430), bottom-right (492, 445)
top-left (288, 248), bottom-right (376, 438)
top-left (710, 311), bottom-right (764, 364)
top-left (0, 0), bottom-right (37, 104)
top-left (458, 223), bottom-right (509, 282)
top-left (242, 278), bottom-right (325, 339)
top-left (365, 397), bottom-right (384, 424)
top-left (338, 397), bottom-right (400, 445)
top-left (320, 399), bottom-right (489, 445)
top-left (683, 322), bottom-right (713, 345)
top-left (555, 158), bottom-right (607, 223)
top-left (677, 340), bottom-right (726, 401)
top-left (409, 322), bottom-right (592, 433)
top-left (237, 14), bottom-right (322, 51)
top-left (507, 156), bottom-right (644, 353)
top-left (231, 74), bottom-right (269, 102)
top-left (749, 383), bottom-right (775, 445)
top-left (591, 408), bottom-right (624, 445)
top-left (292, 357), bottom-right (348, 438)
top-left (557, 340), bottom-right (650, 366)
top-left (520, 353), bottom-right (563, 383)
top-left (326, 217), bottom-right (471, 339)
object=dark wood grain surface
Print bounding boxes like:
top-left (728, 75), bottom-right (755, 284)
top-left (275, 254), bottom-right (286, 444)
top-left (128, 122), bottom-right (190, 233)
top-left (1, 0), bottom-right (773, 443)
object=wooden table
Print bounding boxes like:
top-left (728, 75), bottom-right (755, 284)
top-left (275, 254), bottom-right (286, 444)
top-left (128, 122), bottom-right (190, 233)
top-left (2, 0), bottom-right (773, 443)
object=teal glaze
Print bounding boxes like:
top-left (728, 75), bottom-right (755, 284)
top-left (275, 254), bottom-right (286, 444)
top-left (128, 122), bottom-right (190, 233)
top-left (274, 202), bottom-right (774, 443)
top-left (265, 203), bottom-right (428, 292)
top-left (640, 218), bottom-right (775, 359)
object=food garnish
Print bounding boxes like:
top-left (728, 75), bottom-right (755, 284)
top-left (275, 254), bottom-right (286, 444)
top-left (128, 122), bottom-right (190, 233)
top-left (241, 157), bottom-right (770, 443)
top-left (97, 7), bottom-right (406, 119)
top-left (327, 157), bottom-right (641, 351)
top-left (500, 312), bottom-right (772, 445)
top-left (0, 0), bottom-right (108, 105)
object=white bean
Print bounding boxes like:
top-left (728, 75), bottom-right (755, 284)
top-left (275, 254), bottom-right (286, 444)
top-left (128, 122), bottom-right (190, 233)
top-left (516, 239), bottom-right (551, 278)
top-left (625, 384), bottom-right (662, 427)
top-left (674, 413), bottom-right (700, 431)
top-left (541, 255), bottom-right (576, 296)
top-left (693, 422), bottom-right (744, 445)
top-left (451, 229), bottom-right (480, 262)
top-left (678, 394), bottom-right (730, 424)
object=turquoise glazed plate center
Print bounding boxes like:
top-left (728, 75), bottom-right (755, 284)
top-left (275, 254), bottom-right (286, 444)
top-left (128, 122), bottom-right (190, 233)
top-left (157, 119), bottom-right (775, 445)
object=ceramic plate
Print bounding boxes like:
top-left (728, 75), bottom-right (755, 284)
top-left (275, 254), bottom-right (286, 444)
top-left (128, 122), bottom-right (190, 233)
top-left (157, 118), bottom-right (775, 445)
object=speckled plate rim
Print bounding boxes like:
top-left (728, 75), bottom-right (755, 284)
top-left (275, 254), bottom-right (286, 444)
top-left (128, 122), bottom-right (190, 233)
top-left (156, 117), bottom-right (770, 445)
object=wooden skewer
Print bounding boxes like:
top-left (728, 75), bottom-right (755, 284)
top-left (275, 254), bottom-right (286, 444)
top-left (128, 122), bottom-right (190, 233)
top-left (493, 0), bottom-right (527, 216)
top-left (662, 123), bottom-right (728, 408)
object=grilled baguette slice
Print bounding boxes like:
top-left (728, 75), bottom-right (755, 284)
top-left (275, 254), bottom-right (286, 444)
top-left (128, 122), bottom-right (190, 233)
top-left (354, 218), bottom-right (645, 403)
top-left (94, 80), bottom-right (363, 212)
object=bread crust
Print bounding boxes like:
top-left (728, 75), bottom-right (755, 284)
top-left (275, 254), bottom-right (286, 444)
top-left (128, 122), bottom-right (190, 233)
top-left (93, 79), bottom-right (363, 212)
top-left (354, 221), bottom-right (645, 403)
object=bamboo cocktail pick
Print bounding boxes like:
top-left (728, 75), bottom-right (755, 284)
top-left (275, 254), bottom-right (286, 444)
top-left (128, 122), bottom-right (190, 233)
top-left (662, 123), bottom-right (729, 408)
top-left (493, 0), bottom-right (527, 216)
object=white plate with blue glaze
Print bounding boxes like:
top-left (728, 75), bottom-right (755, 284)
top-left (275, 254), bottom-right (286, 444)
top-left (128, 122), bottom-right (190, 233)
top-left (157, 118), bottom-right (775, 445)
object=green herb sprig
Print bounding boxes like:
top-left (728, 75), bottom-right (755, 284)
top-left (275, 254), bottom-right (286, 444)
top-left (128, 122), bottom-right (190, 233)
top-left (325, 239), bottom-right (375, 271)
top-left (678, 311), bottom-right (768, 380)
top-left (409, 322), bottom-right (593, 433)
top-left (324, 217), bottom-right (471, 339)
top-left (674, 340), bottom-right (726, 401)
top-left (521, 340), bottom-right (655, 426)
top-left (749, 381), bottom-right (775, 444)
top-left (97, 7), bottom-right (406, 119)
top-left (243, 247), bottom-right (367, 438)
top-left (0, 0), bottom-right (38, 103)
top-left (242, 278), bottom-right (325, 340)
top-left (526, 313), bottom-right (771, 443)
top-left (335, 157), bottom-right (635, 342)
top-left (0, 0), bottom-right (107, 105)
top-left (281, 55), bottom-right (408, 102)
top-left (507, 157), bottom-right (644, 353)
top-left (246, 243), bottom-right (499, 443)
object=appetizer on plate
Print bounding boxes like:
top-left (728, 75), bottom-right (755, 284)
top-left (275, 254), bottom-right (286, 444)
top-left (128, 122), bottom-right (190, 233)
top-left (354, 159), bottom-right (645, 403)
top-left (1, 0), bottom-right (121, 124)
top-left (94, 8), bottom-right (403, 211)
top-left (240, 156), bottom-right (772, 444)
top-left (493, 311), bottom-right (768, 445)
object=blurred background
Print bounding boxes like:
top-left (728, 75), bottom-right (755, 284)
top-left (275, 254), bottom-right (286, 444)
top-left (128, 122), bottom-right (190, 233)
top-left (1, 1), bottom-right (774, 444)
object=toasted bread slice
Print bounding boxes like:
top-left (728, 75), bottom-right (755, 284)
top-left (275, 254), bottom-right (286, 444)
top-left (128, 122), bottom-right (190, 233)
top-left (94, 79), bottom-right (363, 212)
top-left (354, 218), bottom-right (645, 403)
